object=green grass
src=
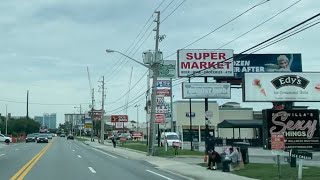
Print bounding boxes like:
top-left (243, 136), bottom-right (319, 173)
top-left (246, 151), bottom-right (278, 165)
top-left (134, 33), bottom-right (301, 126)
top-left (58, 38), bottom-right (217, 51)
top-left (197, 163), bottom-right (320, 180)
top-left (119, 142), bottom-right (203, 157)
top-left (75, 137), bottom-right (87, 142)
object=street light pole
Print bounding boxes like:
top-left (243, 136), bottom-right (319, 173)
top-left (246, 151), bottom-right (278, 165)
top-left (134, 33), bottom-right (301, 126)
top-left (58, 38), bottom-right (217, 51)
top-left (100, 76), bottom-right (105, 144)
top-left (5, 104), bottom-right (8, 135)
top-left (134, 104), bottom-right (140, 132)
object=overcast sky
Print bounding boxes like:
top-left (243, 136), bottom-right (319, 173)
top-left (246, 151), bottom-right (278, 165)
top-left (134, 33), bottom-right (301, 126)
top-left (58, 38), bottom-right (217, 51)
top-left (0, 0), bottom-right (319, 126)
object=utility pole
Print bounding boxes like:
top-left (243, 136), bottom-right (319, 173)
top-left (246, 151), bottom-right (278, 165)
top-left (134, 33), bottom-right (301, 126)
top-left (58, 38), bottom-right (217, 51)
top-left (100, 76), bottom-right (106, 144)
top-left (134, 104), bottom-right (140, 132)
top-left (170, 78), bottom-right (174, 132)
top-left (5, 104), bottom-right (8, 135)
top-left (148, 11), bottom-right (160, 156)
top-left (26, 90), bottom-right (29, 119)
top-left (91, 88), bottom-right (95, 142)
top-left (204, 77), bottom-right (209, 147)
top-left (189, 77), bottom-right (193, 151)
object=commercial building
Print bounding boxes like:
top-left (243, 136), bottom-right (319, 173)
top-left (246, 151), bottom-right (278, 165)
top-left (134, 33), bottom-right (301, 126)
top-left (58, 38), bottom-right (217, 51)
top-left (34, 113), bottom-right (57, 129)
top-left (172, 100), bottom-right (258, 143)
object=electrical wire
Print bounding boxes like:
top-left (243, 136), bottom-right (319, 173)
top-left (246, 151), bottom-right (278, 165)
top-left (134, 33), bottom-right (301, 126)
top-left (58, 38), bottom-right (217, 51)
top-left (161, 0), bottom-right (186, 23)
top-left (0, 98), bottom-right (90, 106)
top-left (106, 70), bottom-right (148, 104)
top-left (103, 0), bottom-right (167, 82)
top-left (164, 0), bottom-right (270, 59)
top-left (162, 0), bottom-right (175, 13)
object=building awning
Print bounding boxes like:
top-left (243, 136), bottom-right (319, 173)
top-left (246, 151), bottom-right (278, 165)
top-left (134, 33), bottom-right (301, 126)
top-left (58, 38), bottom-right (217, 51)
top-left (217, 119), bottom-right (262, 128)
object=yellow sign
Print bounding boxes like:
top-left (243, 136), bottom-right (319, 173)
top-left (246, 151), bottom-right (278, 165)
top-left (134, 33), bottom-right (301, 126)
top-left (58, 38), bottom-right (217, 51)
top-left (84, 124), bottom-right (92, 129)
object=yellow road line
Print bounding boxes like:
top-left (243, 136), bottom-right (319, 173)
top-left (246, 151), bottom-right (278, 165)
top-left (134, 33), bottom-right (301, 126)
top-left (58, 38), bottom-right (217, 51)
top-left (10, 141), bottom-right (53, 180)
top-left (17, 143), bottom-right (52, 180)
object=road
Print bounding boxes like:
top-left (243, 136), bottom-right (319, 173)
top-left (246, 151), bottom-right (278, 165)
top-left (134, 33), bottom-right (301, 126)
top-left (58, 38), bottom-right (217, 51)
top-left (0, 137), bottom-right (186, 180)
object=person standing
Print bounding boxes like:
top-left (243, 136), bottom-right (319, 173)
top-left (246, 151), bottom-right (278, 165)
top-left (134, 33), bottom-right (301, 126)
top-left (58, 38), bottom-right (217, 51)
top-left (205, 135), bottom-right (216, 169)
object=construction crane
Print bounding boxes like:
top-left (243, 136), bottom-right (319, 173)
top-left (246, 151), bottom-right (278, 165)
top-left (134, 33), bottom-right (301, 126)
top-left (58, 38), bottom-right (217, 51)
top-left (124, 67), bottom-right (133, 114)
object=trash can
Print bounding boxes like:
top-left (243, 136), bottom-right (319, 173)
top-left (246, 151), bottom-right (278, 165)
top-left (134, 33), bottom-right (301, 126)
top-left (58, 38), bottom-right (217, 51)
top-left (222, 157), bottom-right (232, 172)
top-left (233, 142), bottom-right (250, 164)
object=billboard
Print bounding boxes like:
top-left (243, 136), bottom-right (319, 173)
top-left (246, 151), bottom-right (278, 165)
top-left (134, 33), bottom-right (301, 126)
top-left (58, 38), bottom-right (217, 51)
top-left (150, 60), bottom-right (176, 78)
top-left (216, 53), bottom-right (302, 84)
top-left (177, 49), bottom-right (234, 77)
top-left (156, 89), bottom-right (171, 96)
top-left (182, 82), bottom-right (231, 99)
top-left (244, 72), bottom-right (320, 102)
top-left (111, 115), bottom-right (128, 122)
top-left (263, 109), bottom-right (320, 150)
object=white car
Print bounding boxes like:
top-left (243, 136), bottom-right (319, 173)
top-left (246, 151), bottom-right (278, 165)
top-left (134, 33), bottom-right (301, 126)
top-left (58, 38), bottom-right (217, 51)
top-left (160, 132), bottom-right (181, 147)
top-left (0, 134), bottom-right (12, 143)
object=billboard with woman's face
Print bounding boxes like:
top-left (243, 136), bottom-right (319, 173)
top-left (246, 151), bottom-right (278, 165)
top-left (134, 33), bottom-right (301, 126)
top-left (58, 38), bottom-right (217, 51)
top-left (216, 54), bottom-right (302, 84)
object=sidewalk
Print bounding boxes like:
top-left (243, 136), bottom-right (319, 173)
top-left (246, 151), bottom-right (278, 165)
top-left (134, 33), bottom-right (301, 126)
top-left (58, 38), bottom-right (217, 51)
top-left (82, 140), bottom-right (256, 180)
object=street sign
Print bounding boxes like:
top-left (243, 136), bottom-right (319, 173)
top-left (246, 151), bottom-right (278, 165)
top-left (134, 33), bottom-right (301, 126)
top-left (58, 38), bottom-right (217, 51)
top-left (157, 80), bottom-right (171, 87)
top-left (205, 111), bottom-right (213, 119)
top-left (84, 124), bottom-right (92, 129)
top-left (271, 133), bottom-right (285, 151)
top-left (115, 122), bottom-right (124, 129)
top-left (156, 96), bottom-right (165, 104)
top-left (150, 60), bottom-right (176, 78)
top-left (111, 115), bottom-right (129, 122)
top-left (155, 114), bottom-right (165, 124)
top-left (289, 149), bottom-right (313, 160)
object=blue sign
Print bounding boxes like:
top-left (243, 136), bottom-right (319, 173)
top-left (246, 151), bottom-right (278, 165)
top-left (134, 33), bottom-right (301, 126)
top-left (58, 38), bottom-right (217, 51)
top-left (157, 80), bottom-right (171, 87)
top-left (217, 54), bottom-right (302, 84)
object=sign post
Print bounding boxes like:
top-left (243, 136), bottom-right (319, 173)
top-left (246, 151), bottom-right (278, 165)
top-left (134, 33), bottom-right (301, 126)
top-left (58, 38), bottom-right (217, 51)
top-left (289, 148), bottom-right (313, 180)
top-left (271, 133), bottom-right (285, 180)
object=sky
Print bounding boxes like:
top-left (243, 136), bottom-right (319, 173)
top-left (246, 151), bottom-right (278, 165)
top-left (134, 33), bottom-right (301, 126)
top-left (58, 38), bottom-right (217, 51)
top-left (0, 0), bottom-right (319, 126)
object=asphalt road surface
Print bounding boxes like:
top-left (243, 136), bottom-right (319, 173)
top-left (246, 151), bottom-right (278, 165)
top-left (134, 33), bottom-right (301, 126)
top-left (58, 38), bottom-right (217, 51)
top-left (1, 137), bottom-right (186, 180)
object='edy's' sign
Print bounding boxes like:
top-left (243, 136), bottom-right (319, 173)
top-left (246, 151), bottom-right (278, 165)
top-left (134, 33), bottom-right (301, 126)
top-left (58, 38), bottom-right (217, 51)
top-left (244, 72), bottom-right (320, 102)
top-left (263, 109), bottom-right (320, 150)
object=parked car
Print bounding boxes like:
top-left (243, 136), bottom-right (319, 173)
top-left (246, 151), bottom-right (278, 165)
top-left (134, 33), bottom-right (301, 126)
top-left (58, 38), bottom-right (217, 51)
top-left (25, 134), bottom-right (36, 143)
top-left (67, 134), bottom-right (74, 140)
top-left (0, 134), bottom-right (12, 143)
top-left (36, 134), bottom-right (48, 143)
top-left (160, 132), bottom-right (181, 147)
top-left (60, 133), bottom-right (66, 137)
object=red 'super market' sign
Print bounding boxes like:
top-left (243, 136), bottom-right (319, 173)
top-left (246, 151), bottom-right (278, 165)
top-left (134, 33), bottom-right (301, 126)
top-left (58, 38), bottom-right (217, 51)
top-left (177, 49), bottom-right (234, 77)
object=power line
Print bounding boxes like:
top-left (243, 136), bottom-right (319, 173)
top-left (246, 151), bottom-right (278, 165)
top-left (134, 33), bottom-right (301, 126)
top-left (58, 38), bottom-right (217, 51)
top-left (0, 98), bottom-right (90, 106)
top-left (161, 0), bottom-right (186, 23)
top-left (103, 0), bottom-right (167, 82)
top-left (164, 0), bottom-right (270, 59)
top-left (106, 70), bottom-right (148, 104)
top-left (217, 0), bottom-right (302, 49)
top-left (162, 0), bottom-right (175, 13)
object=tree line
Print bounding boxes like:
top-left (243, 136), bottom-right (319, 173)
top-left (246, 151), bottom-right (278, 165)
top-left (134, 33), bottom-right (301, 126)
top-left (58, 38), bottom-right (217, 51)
top-left (0, 116), bottom-right (41, 136)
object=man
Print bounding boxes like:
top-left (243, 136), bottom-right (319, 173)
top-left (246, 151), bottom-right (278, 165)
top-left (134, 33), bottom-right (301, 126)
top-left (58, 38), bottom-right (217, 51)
top-left (227, 147), bottom-right (239, 164)
top-left (205, 136), bottom-right (216, 169)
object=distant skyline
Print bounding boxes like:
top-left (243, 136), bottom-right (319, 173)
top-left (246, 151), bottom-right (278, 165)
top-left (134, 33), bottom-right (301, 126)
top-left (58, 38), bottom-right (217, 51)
top-left (0, 0), bottom-right (319, 125)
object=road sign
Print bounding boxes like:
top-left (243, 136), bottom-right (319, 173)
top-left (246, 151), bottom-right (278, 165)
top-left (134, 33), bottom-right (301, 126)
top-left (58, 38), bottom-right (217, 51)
top-left (156, 96), bottom-right (165, 104)
top-left (111, 115), bottom-right (129, 122)
top-left (205, 111), bottom-right (213, 119)
top-left (84, 124), bottom-right (92, 129)
top-left (271, 133), bottom-right (285, 150)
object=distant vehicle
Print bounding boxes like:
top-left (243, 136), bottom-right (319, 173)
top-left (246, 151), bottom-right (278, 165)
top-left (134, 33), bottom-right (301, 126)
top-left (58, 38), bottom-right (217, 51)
top-left (0, 134), bottom-right (12, 143)
top-left (60, 133), bottom-right (66, 137)
top-left (25, 134), bottom-right (36, 143)
top-left (47, 134), bottom-right (53, 139)
top-left (160, 132), bottom-right (181, 147)
top-left (33, 133), bottom-right (40, 139)
top-left (67, 134), bottom-right (74, 140)
top-left (36, 134), bottom-right (48, 143)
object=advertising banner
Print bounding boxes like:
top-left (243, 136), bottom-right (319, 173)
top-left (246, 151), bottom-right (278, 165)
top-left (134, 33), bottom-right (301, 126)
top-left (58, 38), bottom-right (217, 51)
top-left (155, 114), bottom-right (165, 124)
top-left (156, 89), bottom-right (171, 96)
top-left (216, 54), bottom-right (302, 84)
top-left (244, 72), bottom-right (320, 102)
top-left (150, 60), bottom-right (176, 78)
top-left (263, 109), bottom-right (320, 150)
top-left (111, 115), bottom-right (129, 122)
top-left (182, 82), bottom-right (231, 99)
top-left (177, 49), bottom-right (234, 77)
top-left (157, 80), bottom-right (171, 87)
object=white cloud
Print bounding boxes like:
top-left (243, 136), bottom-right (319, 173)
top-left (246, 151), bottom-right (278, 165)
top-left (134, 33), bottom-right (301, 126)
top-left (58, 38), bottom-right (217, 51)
top-left (0, 0), bottom-right (319, 125)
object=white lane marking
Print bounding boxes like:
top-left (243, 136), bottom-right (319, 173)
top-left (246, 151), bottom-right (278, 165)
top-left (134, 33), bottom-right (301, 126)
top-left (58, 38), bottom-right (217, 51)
top-left (88, 167), bottom-right (96, 173)
top-left (0, 154), bottom-right (5, 157)
top-left (77, 155), bottom-right (82, 158)
top-left (146, 170), bottom-right (173, 180)
top-left (72, 149), bottom-right (75, 151)
top-left (91, 148), bottom-right (118, 159)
